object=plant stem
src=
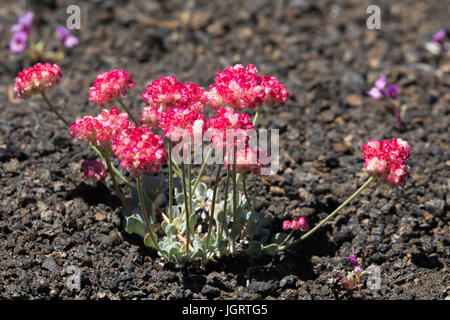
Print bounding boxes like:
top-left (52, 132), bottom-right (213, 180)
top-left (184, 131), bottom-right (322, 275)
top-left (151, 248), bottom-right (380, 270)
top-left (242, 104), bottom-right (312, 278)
top-left (117, 97), bottom-right (138, 125)
top-left (39, 90), bottom-right (131, 187)
top-left (206, 164), bottom-right (221, 248)
top-left (242, 173), bottom-right (252, 211)
top-left (137, 176), bottom-right (167, 259)
top-left (188, 162), bottom-right (193, 250)
top-left (90, 144), bottom-right (131, 187)
top-left (181, 162), bottom-right (191, 259)
top-left (105, 157), bottom-right (132, 216)
top-left (192, 147), bottom-right (212, 193)
top-left (231, 147), bottom-right (237, 254)
top-left (218, 168), bottom-right (231, 243)
top-left (278, 175), bottom-right (375, 251)
top-left (278, 230), bottom-right (295, 247)
top-left (168, 142), bottom-right (174, 221)
top-left (252, 105), bottom-right (262, 126)
top-left (40, 91), bottom-right (70, 127)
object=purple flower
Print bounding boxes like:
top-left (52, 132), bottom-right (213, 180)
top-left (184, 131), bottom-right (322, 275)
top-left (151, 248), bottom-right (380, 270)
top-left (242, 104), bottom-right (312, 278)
top-left (9, 31), bottom-right (28, 53)
top-left (11, 11), bottom-right (34, 35)
top-left (385, 84), bottom-right (399, 99)
top-left (349, 254), bottom-right (358, 267)
top-left (366, 75), bottom-right (398, 100)
top-left (56, 26), bottom-right (79, 48)
top-left (432, 29), bottom-right (446, 46)
top-left (366, 76), bottom-right (386, 100)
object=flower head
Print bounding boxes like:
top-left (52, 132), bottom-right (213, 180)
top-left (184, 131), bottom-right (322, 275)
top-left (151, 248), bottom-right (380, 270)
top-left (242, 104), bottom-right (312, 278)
top-left (349, 254), bottom-right (358, 267)
top-left (140, 106), bottom-right (162, 129)
top-left (366, 75), bottom-right (399, 100)
top-left (81, 160), bottom-right (108, 185)
top-left (207, 64), bottom-right (264, 111)
top-left (282, 216), bottom-right (309, 232)
top-left (11, 11), bottom-right (34, 35)
top-left (260, 75), bottom-right (290, 106)
top-left (362, 138), bottom-right (411, 188)
top-left (207, 64), bottom-right (289, 111)
top-left (14, 63), bottom-right (62, 99)
top-left (432, 29), bottom-right (446, 46)
top-left (207, 107), bottom-right (255, 150)
top-left (141, 76), bottom-right (208, 112)
top-left (70, 107), bottom-right (134, 153)
top-left (159, 106), bottom-right (206, 141)
top-left (9, 31), bottom-right (27, 53)
top-left (56, 26), bottom-right (79, 48)
top-left (89, 70), bottom-right (135, 106)
top-left (113, 127), bottom-right (167, 178)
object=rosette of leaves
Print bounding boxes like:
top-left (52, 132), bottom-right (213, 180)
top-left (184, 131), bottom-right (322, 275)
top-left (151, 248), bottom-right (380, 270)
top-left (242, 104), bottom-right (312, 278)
top-left (122, 173), bottom-right (278, 264)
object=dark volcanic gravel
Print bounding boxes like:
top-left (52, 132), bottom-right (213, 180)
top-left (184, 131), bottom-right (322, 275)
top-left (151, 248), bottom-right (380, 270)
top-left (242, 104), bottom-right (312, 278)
top-left (0, 0), bottom-right (449, 300)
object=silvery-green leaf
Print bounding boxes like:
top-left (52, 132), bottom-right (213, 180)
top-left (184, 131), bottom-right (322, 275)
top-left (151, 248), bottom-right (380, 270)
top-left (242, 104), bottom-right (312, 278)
top-left (195, 182), bottom-right (207, 200)
top-left (172, 216), bottom-right (183, 231)
top-left (165, 224), bottom-right (178, 237)
top-left (123, 213), bottom-right (146, 238)
top-left (206, 189), bottom-right (214, 200)
top-left (175, 192), bottom-right (185, 206)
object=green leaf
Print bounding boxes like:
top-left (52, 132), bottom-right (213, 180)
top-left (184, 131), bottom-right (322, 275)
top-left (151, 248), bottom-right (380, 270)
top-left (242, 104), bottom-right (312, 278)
top-left (195, 182), bottom-right (207, 200)
top-left (165, 224), bottom-right (178, 237)
top-left (143, 233), bottom-right (156, 248)
top-left (123, 213), bottom-right (146, 238)
top-left (262, 244), bottom-right (278, 256)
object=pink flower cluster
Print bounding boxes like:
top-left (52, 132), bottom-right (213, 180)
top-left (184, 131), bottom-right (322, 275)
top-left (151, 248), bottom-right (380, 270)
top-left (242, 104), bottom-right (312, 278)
top-left (207, 107), bottom-right (255, 149)
top-left (140, 76), bottom-right (209, 141)
top-left (89, 69), bottom-right (135, 106)
top-left (208, 64), bottom-right (289, 111)
top-left (113, 127), bottom-right (167, 178)
top-left (14, 63), bottom-right (62, 99)
top-left (141, 76), bottom-right (208, 112)
top-left (81, 160), bottom-right (108, 185)
top-left (159, 107), bottom-right (206, 141)
top-left (70, 107), bottom-right (134, 153)
top-left (282, 217), bottom-right (310, 231)
top-left (362, 138), bottom-right (410, 188)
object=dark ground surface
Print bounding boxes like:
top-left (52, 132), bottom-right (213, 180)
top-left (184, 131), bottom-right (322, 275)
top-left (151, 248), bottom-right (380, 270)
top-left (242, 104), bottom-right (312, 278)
top-left (0, 0), bottom-right (449, 299)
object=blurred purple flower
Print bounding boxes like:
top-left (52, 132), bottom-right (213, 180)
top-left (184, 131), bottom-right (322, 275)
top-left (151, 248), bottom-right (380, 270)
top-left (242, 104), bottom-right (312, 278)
top-left (56, 26), bottom-right (79, 48)
top-left (11, 11), bottom-right (34, 35)
top-left (349, 254), bottom-right (358, 267)
top-left (9, 31), bottom-right (28, 53)
top-left (432, 29), bottom-right (446, 46)
top-left (367, 75), bottom-right (398, 100)
top-left (385, 84), bottom-right (399, 99)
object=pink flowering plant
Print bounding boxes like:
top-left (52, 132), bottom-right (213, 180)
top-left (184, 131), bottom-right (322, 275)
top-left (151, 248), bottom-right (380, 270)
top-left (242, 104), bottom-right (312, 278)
top-left (15, 61), bottom-right (411, 265)
top-left (9, 12), bottom-right (78, 63)
top-left (334, 254), bottom-right (367, 293)
top-left (366, 75), bottom-right (406, 131)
